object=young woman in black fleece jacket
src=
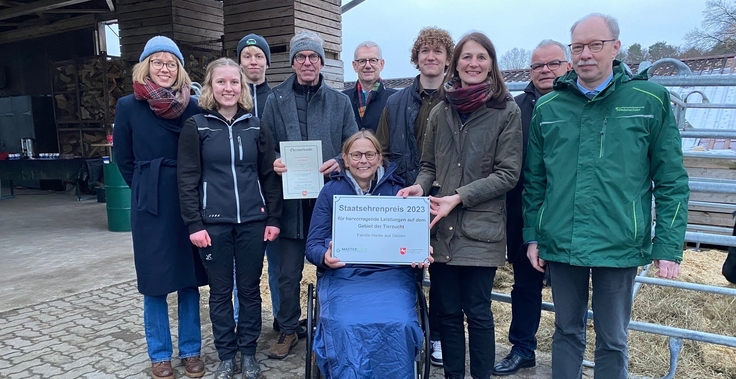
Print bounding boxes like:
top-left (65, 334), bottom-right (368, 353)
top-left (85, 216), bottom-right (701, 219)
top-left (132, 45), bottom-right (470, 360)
top-left (177, 58), bottom-right (282, 379)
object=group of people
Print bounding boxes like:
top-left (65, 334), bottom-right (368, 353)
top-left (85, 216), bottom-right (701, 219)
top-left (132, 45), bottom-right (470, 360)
top-left (114, 10), bottom-right (689, 379)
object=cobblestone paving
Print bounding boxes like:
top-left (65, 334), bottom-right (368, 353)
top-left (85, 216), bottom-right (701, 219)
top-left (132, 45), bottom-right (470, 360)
top-left (0, 277), bottom-right (557, 379)
top-left (0, 280), bottom-right (453, 379)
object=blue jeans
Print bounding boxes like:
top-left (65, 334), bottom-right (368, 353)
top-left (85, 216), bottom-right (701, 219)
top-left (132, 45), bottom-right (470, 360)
top-left (143, 287), bottom-right (202, 363)
top-left (234, 242), bottom-right (280, 323)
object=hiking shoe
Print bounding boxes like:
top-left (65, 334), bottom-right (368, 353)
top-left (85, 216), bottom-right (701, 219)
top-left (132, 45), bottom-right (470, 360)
top-left (213, 359), bottom-right (235, 379)
top-left (241, 354), bottom-right (261, 379)
top-left (430, 340), bottom-right (443, 367)
top-left (267, 332), bottom-right (298, 359)
top-left (182, 356), bottom-right (205, 378)
top-left (151, 361), bottom-right (174, 379)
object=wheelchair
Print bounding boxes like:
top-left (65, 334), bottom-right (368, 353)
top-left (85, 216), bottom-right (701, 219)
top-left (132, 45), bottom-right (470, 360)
top-left (304, 269), bottom-right (432, 379)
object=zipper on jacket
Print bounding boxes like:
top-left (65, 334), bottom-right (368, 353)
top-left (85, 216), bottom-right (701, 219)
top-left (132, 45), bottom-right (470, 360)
top-left (632, 200), bottom-right (638, 240)
top-left (238, 135), bottom-right (243, 160)
top-left (228, 125), bottom-right (242, 223)
top-left (203, 181), bottom-right (208, 210)
top-left (256, 179), bottom-right (266, 205)
top-left (599, 117), bottom-right (607, 158)
top-left (251, 83), bottom-right (258, 117)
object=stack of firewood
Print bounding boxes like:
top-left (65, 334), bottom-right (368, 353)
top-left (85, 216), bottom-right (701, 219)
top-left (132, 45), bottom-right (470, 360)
top-left (57, 130), bottom-right (106, 157)
top-left (186, 54), bottom-right (215, 86)
top-left (52, 56), bottom-right (129, 123)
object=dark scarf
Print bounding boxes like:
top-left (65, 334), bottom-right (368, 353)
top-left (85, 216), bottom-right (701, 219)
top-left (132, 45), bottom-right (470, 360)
top-left (355, 79), bottom-right (382, 119)
top-left (444, 78), bottom-right (492, 114)
top-left (133, 79), bottom-right (190, 119)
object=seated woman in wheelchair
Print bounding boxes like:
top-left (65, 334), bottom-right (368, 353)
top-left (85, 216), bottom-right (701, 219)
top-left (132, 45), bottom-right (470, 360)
top-left (305, 129), bottom-right (432, 379)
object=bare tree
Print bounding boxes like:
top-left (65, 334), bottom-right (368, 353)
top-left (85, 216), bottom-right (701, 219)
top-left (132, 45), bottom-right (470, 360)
top-left (499, 48), bottom-right (531, 70)
top-left (685, 0), bottom-right (736, 54)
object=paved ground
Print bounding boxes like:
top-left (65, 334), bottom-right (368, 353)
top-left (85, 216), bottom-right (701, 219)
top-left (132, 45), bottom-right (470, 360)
top-left (0, 188), bottom-right (555, 378)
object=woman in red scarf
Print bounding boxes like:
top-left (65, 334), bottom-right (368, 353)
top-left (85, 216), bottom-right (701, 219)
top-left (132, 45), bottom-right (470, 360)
top-left (113, 36), bottom-right (207, 379)
top-left (399, 32), bottom-right (523, 379)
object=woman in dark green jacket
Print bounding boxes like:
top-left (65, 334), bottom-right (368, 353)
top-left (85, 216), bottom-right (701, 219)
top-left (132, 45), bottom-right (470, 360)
top-left (399, 32), bottom-right (522, 379)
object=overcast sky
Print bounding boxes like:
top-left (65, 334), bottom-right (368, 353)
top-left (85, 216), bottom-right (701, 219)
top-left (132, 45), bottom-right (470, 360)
top-left (341, 0), bottom-right (709, 80)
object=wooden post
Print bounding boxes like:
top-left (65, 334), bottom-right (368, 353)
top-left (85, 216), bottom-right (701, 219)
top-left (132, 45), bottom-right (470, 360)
top-left (117, 0), bottom-right (224, 64)
top-left (223, 0), bottom-right (344, 88)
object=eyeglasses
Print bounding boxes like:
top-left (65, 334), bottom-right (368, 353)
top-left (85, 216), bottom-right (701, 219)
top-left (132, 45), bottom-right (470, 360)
top-left (349, 151), bottom-right (378, 161)
top-left (295, 54), bottom-right (320, 64)
top-left (530, 60), bottom-right (566, 72)
top-left (354, 58), bottom-right (380, 67)
top-left (568, 39), bottom-right (616, 55)
top-left (150, 60), bottom-right (178, 70)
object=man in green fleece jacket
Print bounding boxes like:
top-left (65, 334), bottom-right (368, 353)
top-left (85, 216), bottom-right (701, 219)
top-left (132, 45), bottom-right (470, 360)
top-left (521, 13), bottom-right (689, 379)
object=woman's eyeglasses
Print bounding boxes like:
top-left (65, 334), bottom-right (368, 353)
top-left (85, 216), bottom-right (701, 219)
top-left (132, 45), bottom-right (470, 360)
top-left (150, 60), bottom-right (178, 70)
top-left (349, 151), bottom-right (378, 161)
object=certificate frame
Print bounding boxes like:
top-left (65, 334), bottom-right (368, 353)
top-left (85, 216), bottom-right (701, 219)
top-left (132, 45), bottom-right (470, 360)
top-left (332, 195), bottom-right (430, 265)
top-left (280, 140), bottom-right (324, 199)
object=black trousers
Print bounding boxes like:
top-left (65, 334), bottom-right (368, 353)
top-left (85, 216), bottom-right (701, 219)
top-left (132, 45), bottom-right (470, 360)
top-left (199, 222), bottom-right (265, 359)
top-left (507, 254), bottom-right (545, 359)
top-left (431, 263), bottom-right (497, 379)
top-left (274, 236), bottom-right (306, 334)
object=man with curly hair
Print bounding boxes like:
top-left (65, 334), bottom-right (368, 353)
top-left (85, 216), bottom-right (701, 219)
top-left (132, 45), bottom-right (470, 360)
top-left (375, 26), bottom-right (454, 368)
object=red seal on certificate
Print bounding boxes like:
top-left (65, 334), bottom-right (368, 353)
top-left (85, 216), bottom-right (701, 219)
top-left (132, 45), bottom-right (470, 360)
top-left (302, 190), bottom-right (308, 197)
top-left (400, 247), bottom-right (407, 255)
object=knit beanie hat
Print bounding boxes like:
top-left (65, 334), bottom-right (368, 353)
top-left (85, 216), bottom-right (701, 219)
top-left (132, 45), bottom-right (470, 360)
top-left (140, 36), bottom-right (184, 65)
top-left (289, 30), bottom-right (325, 65)
top-left (237, 34), bottom-right (271, 66)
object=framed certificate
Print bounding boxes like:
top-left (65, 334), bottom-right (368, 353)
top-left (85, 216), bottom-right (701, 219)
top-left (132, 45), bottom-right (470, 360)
top-left (332, 195), bottom-right (431, 265)
top-left (280, 140), bottom-right (324, 199)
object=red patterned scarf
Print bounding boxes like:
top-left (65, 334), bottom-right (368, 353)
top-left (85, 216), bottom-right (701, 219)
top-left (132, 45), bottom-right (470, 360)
top-left (356, 79), bottom-right (382, 119)
top-left (443, 78), bottom-right (492, 114)
top-left (133, 79), bottom-right (190, 119)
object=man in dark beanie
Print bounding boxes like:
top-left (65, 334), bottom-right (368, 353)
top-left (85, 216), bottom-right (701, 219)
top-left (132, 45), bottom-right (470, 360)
top-left (233, 33), bottom-right (283, 339)
top-left (261, 30), bottom-right (357, 360)
top-left (237, 33), bottom-right (272, 118)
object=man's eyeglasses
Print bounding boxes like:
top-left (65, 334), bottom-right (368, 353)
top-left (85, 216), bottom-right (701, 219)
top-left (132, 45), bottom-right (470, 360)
top-left (354, 58), bottom-right (380, 67)
top-left (349, 151), bottom-right (378, 161)
top-left (295, 54), bottom-right (320, 64)
top-left (530, 60), bottom-right (566, 72)
top-left (150, 60), bottom-right (178, 70)
top-left (568, 39), bottom-right (616, 55)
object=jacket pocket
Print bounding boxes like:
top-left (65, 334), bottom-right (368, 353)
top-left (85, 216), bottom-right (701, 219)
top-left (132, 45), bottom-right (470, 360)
top-left (631, 198), bottom-right (648, 243)
top-left (460, 199), bottom-right (505, 242)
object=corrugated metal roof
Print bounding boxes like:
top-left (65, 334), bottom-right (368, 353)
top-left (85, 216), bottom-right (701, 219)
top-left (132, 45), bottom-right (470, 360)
top-left (670, 81), bottom-right (736, 153)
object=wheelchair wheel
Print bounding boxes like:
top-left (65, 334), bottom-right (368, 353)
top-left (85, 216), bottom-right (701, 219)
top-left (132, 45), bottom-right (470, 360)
top-left (415, 280), bottom-right (431, 379)
top-left (305, 283), bottom-right (322, 379)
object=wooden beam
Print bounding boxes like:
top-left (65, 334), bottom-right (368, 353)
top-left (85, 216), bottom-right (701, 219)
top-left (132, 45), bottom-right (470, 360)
top-left (0, 13), bottom-right (105, 44)
top-left (0, 0), bottom-right (92, 21)
top-left (32, 8), bottom-right (112, 14)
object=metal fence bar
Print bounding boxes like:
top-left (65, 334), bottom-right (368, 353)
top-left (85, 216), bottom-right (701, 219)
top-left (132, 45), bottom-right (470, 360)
top-left (689, 179), bottom-right (736, 194)
top-left (506, 76), bottom-right (736, 91)
top-left (680, 130), bottom-right (736, 138)
top-left (684, 231), bottom-right (736, 247)
top-left (683, 151), bottom-right (736, 159)
top-left (635, 275), bottom-right (736, 296)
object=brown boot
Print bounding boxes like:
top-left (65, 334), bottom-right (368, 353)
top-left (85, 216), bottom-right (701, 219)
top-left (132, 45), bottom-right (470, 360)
top-left (182, 356), bottom-right (205, 378)
top-left (151, 361), bottom-right (174, 379)
top-left (267, 332), bottom-right (298, 359)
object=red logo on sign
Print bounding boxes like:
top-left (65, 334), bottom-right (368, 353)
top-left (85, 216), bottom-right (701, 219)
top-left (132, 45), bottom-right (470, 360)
top-left (302, 190), bottom-right (308, 197)
top-left (400, 247), bottom-right (407, 255)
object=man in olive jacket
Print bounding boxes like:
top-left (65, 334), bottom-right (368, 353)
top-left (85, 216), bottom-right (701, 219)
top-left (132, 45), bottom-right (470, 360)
top-left (522, 14), bottom-right (689, 379)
